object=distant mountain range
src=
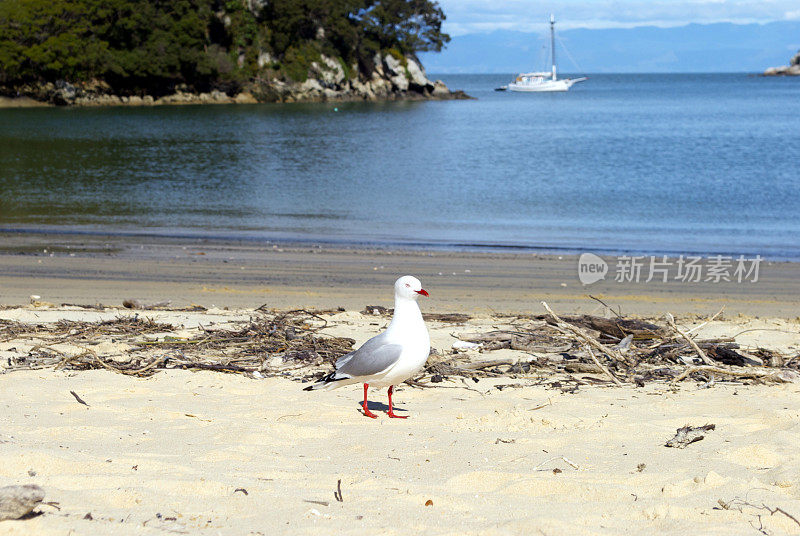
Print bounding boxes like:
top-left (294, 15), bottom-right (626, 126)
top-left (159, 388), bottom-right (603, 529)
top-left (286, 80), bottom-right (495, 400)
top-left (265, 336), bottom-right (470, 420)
top-left (419, 21), bottom-right (800, 73)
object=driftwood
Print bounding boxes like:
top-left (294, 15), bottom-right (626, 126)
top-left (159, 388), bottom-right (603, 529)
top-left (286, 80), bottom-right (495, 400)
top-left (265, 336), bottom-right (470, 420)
top-left (665, 424), bottom-right (715, 448)
top-left (706, 346), bottom-right (763, 367)
top-left (457, 331), bottom-right (513, 343)
top-left (671, 365), bottom-right (799, 384)
top-left (542, 302), bottom-right (633, 367)
top-left (456, 331), bottom-right (571, 353)
top-left (548, 314), bottom-right (665, 340)
top-left (0, 485), bottom-right (45, 521)
top-left (60, 303), bottom-right (105, 310)
top-left (563, 362), bottom-right (604, 374)
top-left (433, 302), bottom-right (796, 388)
top-left (122, 299), bottom-right (172, 310)
top-left (363, 305), bottom-right (470, 324)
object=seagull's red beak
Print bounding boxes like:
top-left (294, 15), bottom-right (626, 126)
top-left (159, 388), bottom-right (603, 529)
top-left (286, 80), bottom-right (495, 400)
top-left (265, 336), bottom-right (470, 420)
top-left (415, 289), bottom-right (429, 297)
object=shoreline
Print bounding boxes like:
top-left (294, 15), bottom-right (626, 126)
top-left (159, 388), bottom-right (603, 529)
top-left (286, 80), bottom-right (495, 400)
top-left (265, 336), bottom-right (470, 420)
top-left (1, 231), bottom-right (799, 318)
top-left (0, 89), bottom-right (472, 108)
top-left (2, 226), bottom-right (797, 262)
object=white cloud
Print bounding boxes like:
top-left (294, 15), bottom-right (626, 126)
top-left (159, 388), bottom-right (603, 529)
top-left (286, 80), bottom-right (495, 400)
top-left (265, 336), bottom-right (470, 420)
top-left (436, 0), bottom-right (799, 35)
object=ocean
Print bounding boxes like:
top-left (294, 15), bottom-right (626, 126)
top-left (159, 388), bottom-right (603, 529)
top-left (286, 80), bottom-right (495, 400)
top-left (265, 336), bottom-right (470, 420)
top-left (1, 73), bottom-right (799, 259)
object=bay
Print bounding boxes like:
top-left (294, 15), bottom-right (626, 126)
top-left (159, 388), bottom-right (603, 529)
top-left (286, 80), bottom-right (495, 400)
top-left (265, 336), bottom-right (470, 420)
top-left (1, 73), bottom-right (798, 258)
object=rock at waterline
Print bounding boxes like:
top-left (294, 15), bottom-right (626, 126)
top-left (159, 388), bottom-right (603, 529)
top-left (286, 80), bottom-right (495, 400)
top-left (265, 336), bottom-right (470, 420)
top-left (764, 50), bottom-right (800, 76)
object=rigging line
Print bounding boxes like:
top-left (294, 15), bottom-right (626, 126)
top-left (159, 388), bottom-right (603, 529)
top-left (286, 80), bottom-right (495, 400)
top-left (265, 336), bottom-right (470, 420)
top-left (538, 44), bottom-right (548, 72)
top-left (556, 35), bottom-right (583, 74)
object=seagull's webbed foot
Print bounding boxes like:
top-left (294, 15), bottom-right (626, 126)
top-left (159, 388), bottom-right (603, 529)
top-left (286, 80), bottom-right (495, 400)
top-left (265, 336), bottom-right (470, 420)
top-left (361, 404), bottom-right (378, 419)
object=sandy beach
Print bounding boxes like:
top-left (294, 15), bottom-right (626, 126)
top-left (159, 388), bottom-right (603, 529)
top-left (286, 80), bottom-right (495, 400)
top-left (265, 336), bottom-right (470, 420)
top-left (2, 368), bottom-right (800, 535)
top-left (1, 300), bottom-right (800, 535)
top-left (1, 232), bottom-right (800, 534)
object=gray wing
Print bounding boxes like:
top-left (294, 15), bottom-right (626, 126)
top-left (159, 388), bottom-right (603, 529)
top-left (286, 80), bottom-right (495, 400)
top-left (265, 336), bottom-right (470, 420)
top-left (334, 332), bottom-right (403, 378)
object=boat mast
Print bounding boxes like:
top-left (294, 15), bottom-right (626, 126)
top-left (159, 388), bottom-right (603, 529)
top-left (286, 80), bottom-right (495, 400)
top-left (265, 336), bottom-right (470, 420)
top-left (550, 14), bottom-right (556, 80)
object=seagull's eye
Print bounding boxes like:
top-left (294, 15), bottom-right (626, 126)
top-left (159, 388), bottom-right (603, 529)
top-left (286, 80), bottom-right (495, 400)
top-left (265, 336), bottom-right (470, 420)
top-left (405, 283), bottom-right (410, 287)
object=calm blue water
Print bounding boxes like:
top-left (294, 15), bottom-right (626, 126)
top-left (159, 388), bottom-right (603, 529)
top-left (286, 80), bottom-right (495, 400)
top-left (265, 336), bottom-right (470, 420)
top-left (1, 73), bottom-right (799, 258)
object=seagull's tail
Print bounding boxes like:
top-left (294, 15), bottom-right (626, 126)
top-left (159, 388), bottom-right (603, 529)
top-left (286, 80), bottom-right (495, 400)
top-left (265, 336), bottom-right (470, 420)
top-left (303, 370), bottom-right (351, 391)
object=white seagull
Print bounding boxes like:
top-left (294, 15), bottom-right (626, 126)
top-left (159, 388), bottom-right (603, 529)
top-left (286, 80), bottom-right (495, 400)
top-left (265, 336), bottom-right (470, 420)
top-left (304, 275), bottom-right (430, 418)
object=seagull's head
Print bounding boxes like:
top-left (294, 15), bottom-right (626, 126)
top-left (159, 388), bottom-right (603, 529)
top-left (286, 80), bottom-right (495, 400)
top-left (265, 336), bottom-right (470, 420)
top-left (394, 275), bottom-right (428, 300)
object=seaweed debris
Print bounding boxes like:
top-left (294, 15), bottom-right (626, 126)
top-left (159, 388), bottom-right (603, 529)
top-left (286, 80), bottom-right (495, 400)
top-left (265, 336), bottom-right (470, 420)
top-left (417, 302), bottom-right (799, 387)
top-left (3, 302), bottom-right (798, 388)
top-left (3, 310), bottom-right (354, 378)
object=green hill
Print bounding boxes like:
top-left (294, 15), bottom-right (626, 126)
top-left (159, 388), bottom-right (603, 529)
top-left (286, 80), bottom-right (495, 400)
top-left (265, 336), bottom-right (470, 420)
top-left (0, 0), bottom-right (458, 104)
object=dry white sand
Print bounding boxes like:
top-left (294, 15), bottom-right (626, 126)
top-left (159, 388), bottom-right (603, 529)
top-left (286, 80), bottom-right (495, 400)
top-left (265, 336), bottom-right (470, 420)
top-left (2, 370), bottom-right (800, 535)
top-left (1, 307), bottom-right (800, 534)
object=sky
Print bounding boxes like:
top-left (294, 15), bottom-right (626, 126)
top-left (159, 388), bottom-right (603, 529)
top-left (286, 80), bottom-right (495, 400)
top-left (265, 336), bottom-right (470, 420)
top-left (435, 0), bottom-right (800, 35)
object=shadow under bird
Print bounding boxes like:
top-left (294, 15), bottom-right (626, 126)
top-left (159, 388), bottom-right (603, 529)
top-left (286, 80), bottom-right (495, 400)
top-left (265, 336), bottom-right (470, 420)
top-left (304, 275), bottom-right (430, 418)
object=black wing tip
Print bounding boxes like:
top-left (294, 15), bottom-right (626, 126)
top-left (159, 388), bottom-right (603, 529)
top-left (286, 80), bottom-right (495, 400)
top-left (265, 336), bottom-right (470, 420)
top-left (303, 371), bottom-right (350, 391)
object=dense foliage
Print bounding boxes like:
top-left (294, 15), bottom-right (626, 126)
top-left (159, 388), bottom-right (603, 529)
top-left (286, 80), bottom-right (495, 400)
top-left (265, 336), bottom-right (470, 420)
top-left (0, 0), bottom-right (449, 93)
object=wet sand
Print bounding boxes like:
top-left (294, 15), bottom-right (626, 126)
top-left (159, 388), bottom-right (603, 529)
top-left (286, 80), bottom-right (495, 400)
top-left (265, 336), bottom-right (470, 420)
top-left (0, 232), bottom-right (799, 317)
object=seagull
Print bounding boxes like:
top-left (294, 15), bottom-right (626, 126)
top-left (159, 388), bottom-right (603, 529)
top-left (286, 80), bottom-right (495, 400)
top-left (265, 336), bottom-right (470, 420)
top-left (304, 275), bottom-right (430, 418)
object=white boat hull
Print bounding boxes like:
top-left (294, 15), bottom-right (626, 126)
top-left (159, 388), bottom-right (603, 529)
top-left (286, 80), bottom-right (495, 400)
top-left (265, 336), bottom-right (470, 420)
top-left (507, 77), bottom-right (586, 92)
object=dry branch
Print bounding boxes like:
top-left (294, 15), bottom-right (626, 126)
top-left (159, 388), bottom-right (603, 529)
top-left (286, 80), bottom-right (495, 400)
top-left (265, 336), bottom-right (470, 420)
top-left (583, 345), bottom-right (623, 386)
top-left (666, 313), bottom-right (716, 366)
top-left (541, 301), bottom-right (632, 368)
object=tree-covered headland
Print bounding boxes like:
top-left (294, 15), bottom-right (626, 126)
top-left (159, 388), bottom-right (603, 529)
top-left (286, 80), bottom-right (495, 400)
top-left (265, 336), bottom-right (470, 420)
top-left (0, 0), bottom-right (455, 103)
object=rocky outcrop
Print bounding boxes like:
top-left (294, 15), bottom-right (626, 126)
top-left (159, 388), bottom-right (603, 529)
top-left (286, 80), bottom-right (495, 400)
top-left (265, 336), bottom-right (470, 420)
top-left (0, 53), bottom-right (470, 107)
top-left (247, 52), bottom-right (468, 103)
top-left (763, 50), bottom-right (800, 76)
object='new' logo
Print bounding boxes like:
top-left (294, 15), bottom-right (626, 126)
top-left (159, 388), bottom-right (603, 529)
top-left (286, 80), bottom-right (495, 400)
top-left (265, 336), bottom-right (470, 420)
top-left (578, 253), bottom-right (608, 285)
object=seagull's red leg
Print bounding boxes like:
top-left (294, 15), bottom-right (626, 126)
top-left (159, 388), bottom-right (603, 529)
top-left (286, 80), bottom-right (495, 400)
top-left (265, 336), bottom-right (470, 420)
top-left (386, 385), bottom-right (408, 419)
top-left (361, 383), bottom-right (378, 418)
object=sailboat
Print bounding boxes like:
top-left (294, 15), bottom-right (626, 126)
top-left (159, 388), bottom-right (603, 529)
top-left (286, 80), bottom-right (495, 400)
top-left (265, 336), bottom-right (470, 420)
top-left (498, 14), bottom-right (586, 92)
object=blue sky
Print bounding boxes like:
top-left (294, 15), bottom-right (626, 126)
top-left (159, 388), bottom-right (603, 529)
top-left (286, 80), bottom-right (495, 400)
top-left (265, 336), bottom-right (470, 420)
top-left (436, 0), bottom-right (800, 35)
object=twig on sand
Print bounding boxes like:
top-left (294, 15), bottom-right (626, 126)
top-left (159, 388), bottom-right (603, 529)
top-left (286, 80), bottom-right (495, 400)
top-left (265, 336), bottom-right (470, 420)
top-left (529, 399), bottom-right (552, 411)
top-left (533, 456), bottom-right (579, 471)
top-left (666, 313), bottom-right (716, 366)
top-left (717, 498), bottom-right (800, 528)
top-left (69, 390), bottom-right (89, 406)
top-left (765, 506), bottom-right (800, 528)
top-left (334, 480), bottom-right (343, 503)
